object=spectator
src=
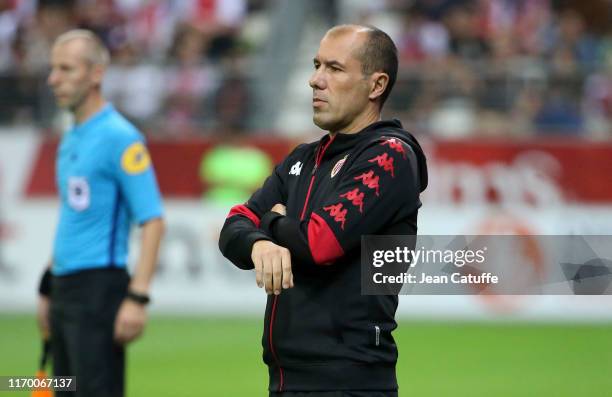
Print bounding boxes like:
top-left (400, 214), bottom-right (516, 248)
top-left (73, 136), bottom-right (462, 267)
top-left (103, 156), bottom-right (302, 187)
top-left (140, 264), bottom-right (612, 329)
top-left (164, 23), bottom-right (219, 134)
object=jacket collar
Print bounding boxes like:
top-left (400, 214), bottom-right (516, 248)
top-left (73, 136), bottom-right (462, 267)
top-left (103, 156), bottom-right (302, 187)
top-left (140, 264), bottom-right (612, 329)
top-left (317, 119), bottom-right (404, 159)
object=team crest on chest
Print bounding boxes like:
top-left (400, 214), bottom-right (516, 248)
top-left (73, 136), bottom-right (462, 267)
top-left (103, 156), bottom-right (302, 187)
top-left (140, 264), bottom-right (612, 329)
top-left (331, 155), bottom-right (348, 178)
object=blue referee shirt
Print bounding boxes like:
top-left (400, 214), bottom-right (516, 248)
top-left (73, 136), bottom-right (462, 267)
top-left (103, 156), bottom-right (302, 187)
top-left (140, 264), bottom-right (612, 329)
top-left (52, 103), bottom-right (163, 276)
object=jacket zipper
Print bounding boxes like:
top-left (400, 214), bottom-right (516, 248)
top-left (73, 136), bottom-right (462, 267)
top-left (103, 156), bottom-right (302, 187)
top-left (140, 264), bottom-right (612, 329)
top-left (268, 134), bottom-right (336, 392)
top-left (300, 134), bottom-right (335, 221)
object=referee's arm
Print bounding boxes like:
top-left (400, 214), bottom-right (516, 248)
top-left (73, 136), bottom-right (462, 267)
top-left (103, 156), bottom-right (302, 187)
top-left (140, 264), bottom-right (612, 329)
top-left (114, 217), bottom-right (164, 344)
top-left (37, 261), bottom-right (52, 340)
top-left (129, 217), bottom-right (165, 295)
top-left (112, 137), bottom-right (165, 343)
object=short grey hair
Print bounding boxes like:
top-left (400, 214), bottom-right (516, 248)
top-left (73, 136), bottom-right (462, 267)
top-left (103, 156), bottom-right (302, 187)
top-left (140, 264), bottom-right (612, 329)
top-left (53, 29), bottom-right (110, 67)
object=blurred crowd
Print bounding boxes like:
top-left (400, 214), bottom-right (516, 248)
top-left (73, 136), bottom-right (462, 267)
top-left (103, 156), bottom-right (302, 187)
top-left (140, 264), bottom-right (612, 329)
top-left (1, 0), bottom-right (611, 138)
top-left (0, 0), bottom-right (265, 136)
top-left (376, 0), bottom-right (612, 138)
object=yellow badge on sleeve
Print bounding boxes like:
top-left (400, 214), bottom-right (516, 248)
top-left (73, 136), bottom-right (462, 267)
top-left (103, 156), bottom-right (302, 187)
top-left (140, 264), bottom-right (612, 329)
top-left (121, 142), bottom-right (151, 174)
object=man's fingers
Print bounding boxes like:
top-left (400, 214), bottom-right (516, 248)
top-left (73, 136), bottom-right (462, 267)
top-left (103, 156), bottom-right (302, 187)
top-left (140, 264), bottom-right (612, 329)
top-left (114, 307), bottom-right (130, 343)
top-left (253, 241), bottom-right (293, 295)
top-left (113, 317), bottom-right (124, 342)
top-left (113, 301), bottom-right (147, 344)
top-left (121, 323), bottom-right (143, 343)
top-left (114, 317), bottom-right (144, 344)
top-left (254, 256), bottom-right (263, 288)
top-left (116, 325), bottom-right (133, 344)
top-left (272, 256), bottom-right (282, 295)
top-left (263, 258), bottom-right (273, 295)
top-left (281, 250), bottom-right (292, 289)
top-left (271, 203), bottom-right (286, 215)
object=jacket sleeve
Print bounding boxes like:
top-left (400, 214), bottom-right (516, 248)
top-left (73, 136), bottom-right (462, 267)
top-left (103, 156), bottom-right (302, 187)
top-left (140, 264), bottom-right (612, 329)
top-left (218, 151), bottom-right (292, 270)
top-left (260, 137), bottom-right (421, 267)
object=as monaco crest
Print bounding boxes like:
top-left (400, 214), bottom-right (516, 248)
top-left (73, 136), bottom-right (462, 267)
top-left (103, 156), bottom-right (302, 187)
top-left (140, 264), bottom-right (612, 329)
top-left (331, 155), bottom-right (348, 178)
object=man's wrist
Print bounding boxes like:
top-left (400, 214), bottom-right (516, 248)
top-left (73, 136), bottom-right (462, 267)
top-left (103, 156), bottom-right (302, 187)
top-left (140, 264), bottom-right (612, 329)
top-left (125, 289), bottom-right (151, 305)
top-left (246, 231), bottom-right (273, 251)
top-left (128, 279), bottom-right (150, 294)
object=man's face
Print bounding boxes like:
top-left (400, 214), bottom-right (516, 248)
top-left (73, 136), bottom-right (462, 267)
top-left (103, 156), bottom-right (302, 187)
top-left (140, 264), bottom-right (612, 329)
top-left (309, 30), bottom-right (371, 132)
top-left (47, 40), bottom-right (97, 111)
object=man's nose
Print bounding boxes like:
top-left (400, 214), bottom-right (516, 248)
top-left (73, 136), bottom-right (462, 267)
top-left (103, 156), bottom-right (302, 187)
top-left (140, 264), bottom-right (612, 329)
top-left (309, 69), bottom-right (325, 90)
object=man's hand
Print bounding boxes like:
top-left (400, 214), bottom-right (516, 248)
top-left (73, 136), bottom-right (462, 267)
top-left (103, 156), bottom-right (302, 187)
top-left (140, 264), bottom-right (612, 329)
top-left (251, 240), bottom-right (293, 295)
top-left (114, 300), bottom-right (147, 344)
top-left (37, 295), bottom-right (51, 340)
top-left (271, 203), bottom-right (286, 215)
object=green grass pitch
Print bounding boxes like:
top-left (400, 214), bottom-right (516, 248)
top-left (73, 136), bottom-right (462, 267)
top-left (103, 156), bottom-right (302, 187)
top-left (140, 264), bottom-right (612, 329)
top-left (0, 315), bottom-right (611, 396)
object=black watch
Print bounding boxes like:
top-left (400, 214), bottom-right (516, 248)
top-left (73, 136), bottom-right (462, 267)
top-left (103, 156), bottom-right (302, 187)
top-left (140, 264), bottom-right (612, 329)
top-left (126, 290), bottom-right (151, 305)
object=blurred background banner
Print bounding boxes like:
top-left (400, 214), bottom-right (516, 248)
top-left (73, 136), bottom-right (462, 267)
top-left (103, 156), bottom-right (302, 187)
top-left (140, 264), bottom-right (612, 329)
top-left (2, 132), bottom-right (612, 320)
top-left (1, 0), bottom-right (612, 321)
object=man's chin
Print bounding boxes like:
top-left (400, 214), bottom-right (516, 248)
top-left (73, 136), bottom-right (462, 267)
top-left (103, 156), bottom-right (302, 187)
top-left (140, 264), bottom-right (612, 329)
top-left (313, 114), bottom-right (333, 131)
top-left (54, 98), bottom-right (70, 109)
top-left (57, 100), bottom-right (78, 112)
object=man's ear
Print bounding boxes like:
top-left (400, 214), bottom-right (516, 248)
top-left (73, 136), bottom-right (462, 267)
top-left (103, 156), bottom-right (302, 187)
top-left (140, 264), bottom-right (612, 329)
top-left (91, 64), bottom-right (106, 87)
top-left (369, 72), bottom-right (389, 102)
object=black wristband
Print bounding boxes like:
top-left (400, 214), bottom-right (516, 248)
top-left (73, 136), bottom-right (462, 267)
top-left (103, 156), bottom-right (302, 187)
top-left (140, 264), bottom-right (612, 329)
top-left (38, 268), bottom-right (52, 297)
top-left (126, 290), bottom-right (151, 305)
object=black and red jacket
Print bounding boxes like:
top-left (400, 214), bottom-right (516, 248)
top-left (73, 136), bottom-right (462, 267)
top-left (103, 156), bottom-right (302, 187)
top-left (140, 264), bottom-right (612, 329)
top-left (219, 119), bottom-right (428, 392)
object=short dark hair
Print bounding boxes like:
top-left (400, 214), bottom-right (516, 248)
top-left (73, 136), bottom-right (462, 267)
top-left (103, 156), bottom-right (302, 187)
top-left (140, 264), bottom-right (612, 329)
top-left (353, 27), bottom-right (398, 109)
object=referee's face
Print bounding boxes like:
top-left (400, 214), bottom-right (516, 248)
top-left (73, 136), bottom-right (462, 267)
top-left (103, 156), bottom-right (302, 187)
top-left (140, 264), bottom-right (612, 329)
top-left (309, 29), bottom-right (371, 133)
top-left (48, 39), bottom-right (97, 112)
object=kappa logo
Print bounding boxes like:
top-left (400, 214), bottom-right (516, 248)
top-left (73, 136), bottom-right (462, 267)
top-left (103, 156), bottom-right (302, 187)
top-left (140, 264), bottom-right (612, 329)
top-left (381, 138), bottom-right (407, 159)
top-left (323, 203), bottom-right (348, 230)
top-left (354, 170), bottom-right (380, 196)
top-left (340, 188), bottom-right (365, 213)
top-left (368, 152), bottom-right (395, 177)
top-left (289, 161), bottom-right (303, 176)
top-left (331, 155), bottom-right (348, 178)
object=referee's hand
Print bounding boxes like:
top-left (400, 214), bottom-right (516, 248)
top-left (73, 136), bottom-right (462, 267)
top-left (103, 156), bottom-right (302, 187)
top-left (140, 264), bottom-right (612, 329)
top-left (36, 295), bottom-right (51, 340)
top-left (114, 300), bottom-right (147, 344)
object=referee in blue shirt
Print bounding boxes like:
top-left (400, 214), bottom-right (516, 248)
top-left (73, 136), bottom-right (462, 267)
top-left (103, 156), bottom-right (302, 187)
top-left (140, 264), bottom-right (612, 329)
top-left (36, 30), bottom-right (165, 396)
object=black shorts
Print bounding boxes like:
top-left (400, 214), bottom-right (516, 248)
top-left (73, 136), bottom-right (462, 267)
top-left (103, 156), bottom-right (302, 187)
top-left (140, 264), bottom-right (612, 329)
top-left (270, 392), bottom-right (398, 397)
top-left (50, 268), bottom-right (129, 397)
